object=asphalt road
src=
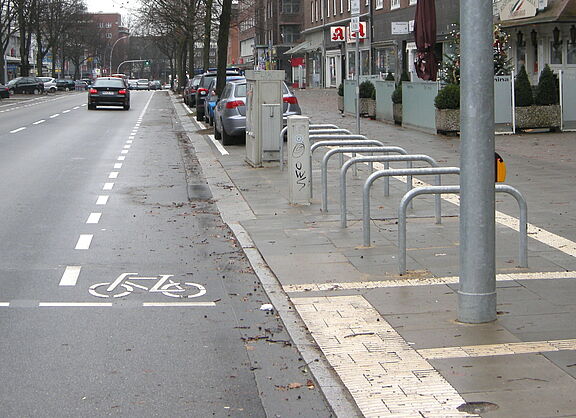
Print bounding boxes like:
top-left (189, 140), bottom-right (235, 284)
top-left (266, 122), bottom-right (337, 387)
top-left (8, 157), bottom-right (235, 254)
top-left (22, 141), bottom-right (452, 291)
top-left (0, 91), bottom-right (331, 417)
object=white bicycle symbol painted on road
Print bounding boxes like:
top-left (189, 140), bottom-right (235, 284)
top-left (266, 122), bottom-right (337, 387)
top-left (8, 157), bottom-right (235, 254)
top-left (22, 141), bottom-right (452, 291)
top-left (89, 273), bottom-right (207, 299)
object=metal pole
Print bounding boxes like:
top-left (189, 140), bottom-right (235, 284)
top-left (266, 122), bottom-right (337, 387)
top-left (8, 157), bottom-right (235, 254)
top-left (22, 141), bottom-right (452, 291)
top-left (109, 35), bottom-right (130, 76)
top-left (355, 32), bottom-right (360, 136)
top-left (459, 0), bottom-right (496, 323)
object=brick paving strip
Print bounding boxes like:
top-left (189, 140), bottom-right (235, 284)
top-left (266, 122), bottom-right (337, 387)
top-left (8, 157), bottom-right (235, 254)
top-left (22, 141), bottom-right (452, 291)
top-left (293, 295), bottom-right (476, 417)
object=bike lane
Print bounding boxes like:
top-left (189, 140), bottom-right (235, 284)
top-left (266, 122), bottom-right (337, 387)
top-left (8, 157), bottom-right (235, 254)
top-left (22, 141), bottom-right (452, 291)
top-left (0, 92), bottom-right (332, 416)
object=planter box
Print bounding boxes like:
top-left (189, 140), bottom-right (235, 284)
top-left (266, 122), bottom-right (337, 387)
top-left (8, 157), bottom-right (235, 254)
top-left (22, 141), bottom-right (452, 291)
top-left (393, 103), bottom-right (402, 124)
top-left (435, 108), bottom-right (460, 133)
top-left (337, 95), bottom-right (344, 112)
top-left (359, 98), bottom-right (376, 117)
top-left (515, 105), bottom-right (561, 130)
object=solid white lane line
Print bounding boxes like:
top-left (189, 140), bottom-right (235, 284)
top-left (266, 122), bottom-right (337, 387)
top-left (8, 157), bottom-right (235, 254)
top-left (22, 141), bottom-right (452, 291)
top-left (39, 302), bottom-right (113, 307)
top-left (33, 120), bottom-right (46, 125)
top-left (59, 266), bottom-right (82, 286)
top-left (108, 172), bottom-right (119, 179)
top-left (103, 182), bottom-right (114, 191)
top-left (121, 150), bottom-right (128, 154)
top-left (86, 213), bottom-right (102, 224)
top-left (142, 302), bottom-right (217, 307)
top-left (207, 134), bottom-right (229, 156)
top-left (96, 195), bottom-right (109, 205)
top-left (123, 145), bottom-right (131, 149)
top-left (75, 234), bottom-right (93, 250)
top-left (50, 114), bottom-right (59, 118)
top-left (114, 163), bottom-right (122, 169)
top-left (10, 127), bottom-right (26, 133)
top-left (117, 156), bottom-right (125, 161)
top-left (62, 110), bottom-right (71, 113)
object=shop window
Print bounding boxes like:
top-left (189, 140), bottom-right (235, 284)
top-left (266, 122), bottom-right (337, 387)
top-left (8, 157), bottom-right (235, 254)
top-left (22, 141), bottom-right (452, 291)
top-left (281, 25), bottom-right (300, 44)
top-left (375, 0), bottom-right (383, 9)
top-left (391, 0), bottom-right (400, 9)
top-left (550, 42), bottom-right (563, 64)
top-left (282, 0), bottom-right (300, 14)
top-left (568, 42), bottom-right (576, 64)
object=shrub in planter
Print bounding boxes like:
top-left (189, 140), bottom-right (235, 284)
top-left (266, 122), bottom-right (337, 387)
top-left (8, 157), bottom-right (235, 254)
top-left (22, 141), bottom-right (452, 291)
top-left (385, 71), bottom-right (395, 81)
top-left (514, 65), bottom-right (533, 107)
top-left (391, 71), bottom-right (410, 104)
top-left (359, 80), bottom-right (375, 98)
top-left (535, 64), bottom-right (559, 105)
top-left (337, 82), bottom-right (344, 96)
top-left (434, 84), bottom-right (460, 109)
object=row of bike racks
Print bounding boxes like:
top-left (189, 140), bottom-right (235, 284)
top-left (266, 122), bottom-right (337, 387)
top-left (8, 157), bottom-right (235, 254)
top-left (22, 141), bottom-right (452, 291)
top-left (284, 122), bottom-right (529, 275)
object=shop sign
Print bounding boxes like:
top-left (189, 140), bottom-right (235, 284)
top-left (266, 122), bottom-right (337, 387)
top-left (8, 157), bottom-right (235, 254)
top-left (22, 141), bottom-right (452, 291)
top-left (499, 0), bottom-right (537, 21)
top-left (330, 26), bottom-right (346, 42)
top-left (391, 22), bottom-right (409, 35)
top-left (347, 22), bottom-right (367, 42)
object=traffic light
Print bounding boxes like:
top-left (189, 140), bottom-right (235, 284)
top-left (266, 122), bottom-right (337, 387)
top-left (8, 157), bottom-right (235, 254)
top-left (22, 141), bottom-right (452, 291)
top-left (144, 60), bottom-right (150, 66)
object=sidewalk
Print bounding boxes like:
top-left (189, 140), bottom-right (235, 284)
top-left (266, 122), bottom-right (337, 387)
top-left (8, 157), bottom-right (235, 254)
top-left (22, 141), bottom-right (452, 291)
top-left (176, 89), bottom-right (576, 417)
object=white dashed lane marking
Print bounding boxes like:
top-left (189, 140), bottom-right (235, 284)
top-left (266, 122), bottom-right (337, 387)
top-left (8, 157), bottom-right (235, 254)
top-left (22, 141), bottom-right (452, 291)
top-left (50, 114), bottom-right (59, 118)
top-left (59, 266), bottom-right (82, 286)
top-left (39, 302), bottom-right (112, 307)
top-left (108, 172), bottom-right (119, 179)
top-left (96, 195), bottom-right (109, 205)
top-left (103, 182), bottom-right (114, 191)
top-left (75, 234), bottom-right (93, 250)
top-left (62, 110), bottom-right (70, 113)
top-left (121, 150), bottom-right (128, 154)
top-left (117, 156), bottom-right (125, 161)
top-left (10, 127), bottom-right (26, 133)
top-left (33, 120), bottom-right (46, 125)
top-left (86, 213), bottom-right (102, 224)
top-left (114, 163), bottom-right (122, 169)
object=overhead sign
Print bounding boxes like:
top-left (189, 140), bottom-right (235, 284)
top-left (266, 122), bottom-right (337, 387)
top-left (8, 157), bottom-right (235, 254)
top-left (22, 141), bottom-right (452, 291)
top-left (391, 22), bottom-right (409, 35)
top-left (499, 0), bottom-right (537, 21)
top-left (330, 26), bottom-right (346, 42)
top-left (351, 16), bottom-right (360, 33)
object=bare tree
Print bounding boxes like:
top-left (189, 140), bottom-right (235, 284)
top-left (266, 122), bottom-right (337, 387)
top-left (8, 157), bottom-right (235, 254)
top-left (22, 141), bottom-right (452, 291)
top-left (0, 0), bottom-right (17, 83)
top-left (215, 0), bottom-right (231, 96)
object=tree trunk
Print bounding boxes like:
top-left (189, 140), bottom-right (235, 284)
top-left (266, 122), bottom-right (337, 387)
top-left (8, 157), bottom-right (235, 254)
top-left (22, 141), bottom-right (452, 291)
top-left (215, 0), bottom-right (232, 97)
top-left (202, 0), bottom-right (213, 72)
top-left (0, 52), bottom-right (6, 84)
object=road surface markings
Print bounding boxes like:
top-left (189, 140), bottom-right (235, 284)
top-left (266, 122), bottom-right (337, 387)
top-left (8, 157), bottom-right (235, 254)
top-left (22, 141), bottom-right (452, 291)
top-left (10, 127), bottom-right (26, 133)
top-left (419, 339), bottom-right (576, 360)
top-left (81, 104), bottom-right (86, 107)
top-left (86, 213), bottom-right (102, 224)
top-left (33, 120), bottom-right (45, 125)
top-left (96, 195), bottom-right (109, 205)
top-left (207, 134), bottom-right (229, 156)
top-left (0, 302), bottom-right (10, 307)
top-left (49, 113), bottom-right (59, 118)
top-left (123, 145), bottom-right (131, 149)
top-left (293, 295), bottom-right (469, 417)
top-left (59, 266), bottom-right (82, 286)
top-left (39, 302), bottom-right (112, 307)
top-left (121, 150), bottom-right (129, 154)
top-left (75, 234), bottom-right (93, 250)
top-left (103, 182), bottom-right (114, 191)
top-left (128, 136), bottom-right (135, 140)
top-left (114, 163), bottom-right (122, 169)
top-left (62, 110), bottom-right (70, 113)
top-left (182, 103), bottom-right (193, 114)
top-left (73, 106), bottom-right (80, 109)
top-left (283, 270), bottom-right (576, 293)
top-left (143, 302), bottom-right (217, 307)
top-left (117, 156), bottom-right (125, 161)
top-left (108, 172), bottom-right (119, 179)
top-left (126, 140), bottom-right (133, 144)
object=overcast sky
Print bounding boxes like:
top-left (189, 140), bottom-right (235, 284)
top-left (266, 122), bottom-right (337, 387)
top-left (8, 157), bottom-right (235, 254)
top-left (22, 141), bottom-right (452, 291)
top-left (85, 0), bottom-right (139, 14)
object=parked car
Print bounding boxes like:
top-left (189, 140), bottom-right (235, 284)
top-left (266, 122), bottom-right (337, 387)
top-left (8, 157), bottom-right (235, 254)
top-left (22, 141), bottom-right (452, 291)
top-left (75, 80), bottom-right (88, 90)
top-left (88, 77), bottom-right (130, 110)
top-left (183, 75), bottom-right (201, 106)
top-left (56, 79), bottom-right (75, 91)
top-left (38, 77), bottom-right (57, 93)
top-left (149, 80), bottom-right (161, 90)
top-left (205, 75), bottom-right (245, 126)
top-left (214, 80), bottom-right (301, 146)
top-left (195, 70), bottom-right (240, 121)
top-left (128, 79), bottom-right (139, 90)
top-left (6, 77), bottom-right (44, 94)
top-left (136, 79), bottom-right (150, 90)
top-left (0, 83), bottom-right (9, 98)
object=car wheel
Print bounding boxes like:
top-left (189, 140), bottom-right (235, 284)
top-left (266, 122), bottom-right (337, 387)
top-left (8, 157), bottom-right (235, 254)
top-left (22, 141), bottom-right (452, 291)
top-left (196, 109), bottom-right (204, 121)
top-left (65, 87), bottom-right (70, 92)
top-left (209, 114), bottom-right (214, 126)
top-left (33, 88), bottom-right (40, 95)
top-left (88, 104), bottom-right (96, 110)
top-left (8, 89), bottom-right (14, 96)
top-left (123, 104), bottom-right (130, 110)
top-left (214, 121), bottom-right (222, 140)
top-left (221, 126), bottom-right (235, 146)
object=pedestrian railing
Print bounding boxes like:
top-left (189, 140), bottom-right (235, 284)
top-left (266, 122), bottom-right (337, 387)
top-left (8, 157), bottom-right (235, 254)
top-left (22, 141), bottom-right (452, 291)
top-left (398, 185), bottom-right (528, 274)
top-left (280, 124), bottom-right (345, 171)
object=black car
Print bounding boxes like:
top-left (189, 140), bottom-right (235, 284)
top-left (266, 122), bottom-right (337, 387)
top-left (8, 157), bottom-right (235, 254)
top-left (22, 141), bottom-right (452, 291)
top-left (195, 70), bottom-right (240, 121)
top-left (56, 79), bottom-right (76, 91)
top-left (88, 77), bottom-right (130, 110)
top-left (6, 77), bottom-right (44, 94)
top-left (0, 83), bottom-right (9, 98)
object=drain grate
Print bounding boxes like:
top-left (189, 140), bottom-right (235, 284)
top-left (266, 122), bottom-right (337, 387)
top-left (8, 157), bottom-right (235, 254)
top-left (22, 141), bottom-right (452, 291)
top-left (457, 401), bottom-right (499, 414)
top-left (187, 184), bottom-right (212, 201)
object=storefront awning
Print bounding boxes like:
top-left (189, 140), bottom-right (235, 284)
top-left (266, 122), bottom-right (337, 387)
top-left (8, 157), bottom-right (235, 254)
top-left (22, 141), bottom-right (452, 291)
top-left (499, 0), bottom-right (576, 27)
top-left (284, 40), bottom-right (322, 55)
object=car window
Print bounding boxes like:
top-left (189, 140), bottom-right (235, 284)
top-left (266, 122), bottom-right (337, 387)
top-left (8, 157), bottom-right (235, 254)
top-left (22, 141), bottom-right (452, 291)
top-left (282, 82), bottom-right (290, 94)
top-left (93, 79), bottom-right (125, 88)
top-left (220, 85), bottom-right (232, 99)
top-left (201, 75), bottom-right (216, 88)
top-left (234, 83), bottom-right (247, 98)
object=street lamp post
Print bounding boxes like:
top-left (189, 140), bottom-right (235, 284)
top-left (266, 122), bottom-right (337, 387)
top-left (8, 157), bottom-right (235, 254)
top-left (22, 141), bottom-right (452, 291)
top-left (109, 35), bottom-right (130, 75)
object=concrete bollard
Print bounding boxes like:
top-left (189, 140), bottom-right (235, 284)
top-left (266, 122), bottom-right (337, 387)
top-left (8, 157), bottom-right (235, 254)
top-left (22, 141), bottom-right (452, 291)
top-left (287, 116), bottom-right (311, 205)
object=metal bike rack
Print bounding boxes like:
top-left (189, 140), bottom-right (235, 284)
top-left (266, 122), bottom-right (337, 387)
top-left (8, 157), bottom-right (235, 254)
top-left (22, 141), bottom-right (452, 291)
top-left (310, 139), bottom-right (385, 197)
top-left (397, 184), bottom-right (528, 275)
top-left (321, 147), bottom-right (411, 212)
top-left (280, 124), bottom-right (345, 171)
top-left (363, 167), bottom-right (461, 246)
top-left (339, 154), bottom-right (439, 227)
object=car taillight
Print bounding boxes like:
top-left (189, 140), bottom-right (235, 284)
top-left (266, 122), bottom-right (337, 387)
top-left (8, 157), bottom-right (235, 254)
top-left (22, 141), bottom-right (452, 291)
top-left (225, 100), bottom-right (245, 109)
top-left (118, 89), bottom-right (126, 94)
top-left (283, 96), bottom-right (298, 105)
top-left (198, 88), bottom-right (208, 95)
top-left (89, 88), bottom-right (97, 94)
